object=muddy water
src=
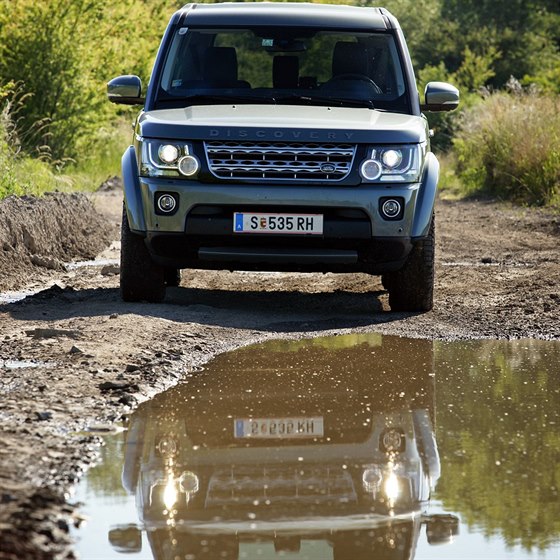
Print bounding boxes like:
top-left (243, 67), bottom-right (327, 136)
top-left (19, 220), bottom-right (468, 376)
top-left (72, 335), bottom-right (560, 560)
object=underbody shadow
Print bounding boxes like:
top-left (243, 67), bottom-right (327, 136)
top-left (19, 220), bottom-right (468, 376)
top-left (2, 284), bottom-right (417, 332)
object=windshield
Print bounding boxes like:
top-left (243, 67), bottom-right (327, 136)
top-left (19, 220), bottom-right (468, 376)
top-left (156, 26), bottom-right (409, 111)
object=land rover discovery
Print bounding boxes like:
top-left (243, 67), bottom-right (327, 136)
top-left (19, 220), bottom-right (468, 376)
top-left (107, 2), bottom-right (459, 310)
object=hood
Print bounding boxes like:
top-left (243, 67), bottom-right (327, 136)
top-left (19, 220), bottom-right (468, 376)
top-left (138, 104), bottom-right (427, 144)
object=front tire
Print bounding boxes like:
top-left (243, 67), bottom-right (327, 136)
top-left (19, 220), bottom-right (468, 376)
top-left (164, 267), bottom-right (181, 287)
top-left (382, 216), bottom-right (435, 312)
top-left (120, 207), bottom-right (165, 303)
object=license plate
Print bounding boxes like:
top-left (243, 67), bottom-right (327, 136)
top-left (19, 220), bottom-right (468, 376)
top-left (234, 212), bottom-right (323, 235)
top-left (234, 417), bottom-right (324, 439)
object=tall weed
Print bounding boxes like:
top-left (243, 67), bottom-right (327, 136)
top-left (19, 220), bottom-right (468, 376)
top-left (453, 91), bottom-right (560, 206)
top-left (0, 87), bottom-right (127, 199)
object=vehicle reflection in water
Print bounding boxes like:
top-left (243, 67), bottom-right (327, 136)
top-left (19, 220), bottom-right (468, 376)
top-left (108, 334), bottom-right (459, 559)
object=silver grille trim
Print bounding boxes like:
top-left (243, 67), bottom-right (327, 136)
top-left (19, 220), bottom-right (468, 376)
top-left (205, 466), bottom-right (357, 507)
top-left (204, 141), bottom-right (356, 181)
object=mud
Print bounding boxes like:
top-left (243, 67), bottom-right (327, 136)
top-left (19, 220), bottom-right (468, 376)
top-left (0, 184), bottom-right (559, 559)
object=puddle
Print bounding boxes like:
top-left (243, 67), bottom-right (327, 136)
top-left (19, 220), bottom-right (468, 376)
top-left (0, 258), bottom-right (118, 305)
top-left (0, 359), bottom-right (54, 370)
top-left (65, 258), bottom-right (119, 271)
top-left (72, 335), bottom-right (560, 559)
top-left (0, 286), bottom-right (54, 304)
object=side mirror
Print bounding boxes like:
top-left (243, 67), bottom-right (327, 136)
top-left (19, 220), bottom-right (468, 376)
top-left (107, 75), bottom-right (144, 105)
top-left (108, 524), bottom-right (142, 553)
top-left (425, 513), bottom-right (460, 545)
top-left (421, 82), bottom-right (459, 112)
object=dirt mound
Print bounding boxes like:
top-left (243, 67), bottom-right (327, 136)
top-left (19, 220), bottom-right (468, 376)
top-left (0, 193), bottom-right (113, 292)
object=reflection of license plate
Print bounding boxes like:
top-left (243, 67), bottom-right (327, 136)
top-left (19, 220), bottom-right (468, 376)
top-left (234, 417), bottom-right (324, 439)
top-left (233, 213), bottom-right (323, 235)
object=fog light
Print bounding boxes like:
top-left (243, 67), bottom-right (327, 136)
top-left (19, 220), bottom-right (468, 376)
top-left (381, 199), bottom-right (402, 219)
top-left (178, 155), bottom-right (200, 177)
top-left (156, 194), bottom-right (177, 214)
top-left (361, 159), bottom-right (382, 181)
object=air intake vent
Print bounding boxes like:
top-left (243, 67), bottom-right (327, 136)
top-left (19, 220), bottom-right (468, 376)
top-left (204, 141), bottom-right (356, 181)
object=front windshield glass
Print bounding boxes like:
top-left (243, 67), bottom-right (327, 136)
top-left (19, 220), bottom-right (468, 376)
top-left (156, 26), bottom-right (409, 111)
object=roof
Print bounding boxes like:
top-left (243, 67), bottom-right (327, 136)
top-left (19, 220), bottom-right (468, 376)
top-left (176, 2), bottom-right (395, 30)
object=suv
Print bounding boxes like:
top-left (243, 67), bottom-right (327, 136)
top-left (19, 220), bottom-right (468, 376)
top-left (108, 2), bottom-right (458, 311)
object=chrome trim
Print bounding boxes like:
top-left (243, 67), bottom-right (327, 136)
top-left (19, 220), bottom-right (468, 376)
top-left (204, 141), bottom-right (356, 181)
top-left (205, 466), bottom-right (357, 507)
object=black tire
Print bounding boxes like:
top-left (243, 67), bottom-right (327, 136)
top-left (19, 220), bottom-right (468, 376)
top-left (120, 207), bottom-right (166, 302)
top-left (164, 267), bottom-right (181, 287)
top-left (383, 216), bottom-right (435, 312)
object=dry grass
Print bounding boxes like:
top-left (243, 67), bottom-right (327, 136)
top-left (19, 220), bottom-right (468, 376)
top-left (453, 92), bottom-right (560, 206)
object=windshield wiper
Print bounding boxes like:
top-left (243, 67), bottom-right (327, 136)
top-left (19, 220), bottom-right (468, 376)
top-left (274, 94), bottom-right (375, 109)
top-left (157, 94), bottom-right (276, 106)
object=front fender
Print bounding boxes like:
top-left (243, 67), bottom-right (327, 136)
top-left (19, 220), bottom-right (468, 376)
top-left (122, 146), bottom-right (146, 233)
top-left (411, 152), bottom-right (439, 239)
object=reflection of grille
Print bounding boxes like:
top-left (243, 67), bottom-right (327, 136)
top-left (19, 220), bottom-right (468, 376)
top-left (204, 141), bottom-right (356, 181)
top-left (205, 466), bottom-right (357, 507)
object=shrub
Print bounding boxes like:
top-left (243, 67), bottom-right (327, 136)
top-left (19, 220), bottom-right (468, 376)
top-left (453, 89), bottom-right (560, 206)
top-left (0, 0), bottom-right (173, 163)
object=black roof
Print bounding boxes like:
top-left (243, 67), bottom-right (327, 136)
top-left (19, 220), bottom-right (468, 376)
top-left (176, 2), bottom-right (396, 30)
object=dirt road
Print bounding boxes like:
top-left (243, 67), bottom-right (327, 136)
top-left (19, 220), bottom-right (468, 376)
top-left (0, 186), bottom-right (559, 558)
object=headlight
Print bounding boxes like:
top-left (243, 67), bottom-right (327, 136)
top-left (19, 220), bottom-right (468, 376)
top-left (360, 144), bottom-right (423, 183)
top-left (158, 144), bottom-right (179, 164)
top-left (179, 471), bottom-right (200, 494)
top-left (384, 472), bottom-right (400, 501)
top-left (140, 139), bottom-right (200, 178)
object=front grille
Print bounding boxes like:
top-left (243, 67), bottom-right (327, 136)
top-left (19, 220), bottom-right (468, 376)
top-left (204, 141), bottom-right (356, 181)
top-left (205, 466), bottom-right (357, 507)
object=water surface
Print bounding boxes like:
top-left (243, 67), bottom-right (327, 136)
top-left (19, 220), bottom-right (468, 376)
top-left (72, 335), bottom-right (560, 559)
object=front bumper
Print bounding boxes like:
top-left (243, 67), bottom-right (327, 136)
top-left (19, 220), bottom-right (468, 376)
top-left (121, 147), bottom-right (438, 272)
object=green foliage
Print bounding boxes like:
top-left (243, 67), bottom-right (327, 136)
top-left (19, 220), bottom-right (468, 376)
top-left (434, 340), bottom-right (560, 551)
top-left (66, 119), bottom-right (132, 192)
top-left (415, 49), bottom-right (497, 152)
top-left (0, 0), bottom-right (175, 163)
top-left (0, 84), bottom-right (130, 198)
top-left (438, 0), bottom-right (560, 89)
top-left (0, 88), bottom-right (65, 198)
top-left (0, 0), bottom-right (109, 161)
top-left (453, 89), bottom-right (560, 205)
top-left (0, 0), bottom-right (559, 206)
top-left (83, 433), bottom-right (129, 498)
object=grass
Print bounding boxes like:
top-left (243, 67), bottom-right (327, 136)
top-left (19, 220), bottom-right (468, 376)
top-left (0, 111), bottom-right (130, 200)
top-left (64, 119), bottom-right (132, 192)
top-left (452, 91), bottom-right (560, 207)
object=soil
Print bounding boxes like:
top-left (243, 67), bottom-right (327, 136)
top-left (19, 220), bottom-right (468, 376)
top-left (0, 183), bottom-right (559, 559)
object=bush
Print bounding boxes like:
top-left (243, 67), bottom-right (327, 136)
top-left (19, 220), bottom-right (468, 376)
top-left (0, 85), bottom-right (129, 199)
top-left (453, 89), bottom-right (560, 206)
top-left (0, 0), bottom-right (173, 164)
